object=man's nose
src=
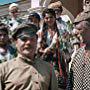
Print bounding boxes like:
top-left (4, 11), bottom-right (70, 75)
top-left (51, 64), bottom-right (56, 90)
top-left (47, 18), bottom-right (51, 21)
top-left (25, 39), bottom-right (31, 44)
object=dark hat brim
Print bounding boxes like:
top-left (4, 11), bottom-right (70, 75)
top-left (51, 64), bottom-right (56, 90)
top-left (12, 23), bottom-right (37, 40)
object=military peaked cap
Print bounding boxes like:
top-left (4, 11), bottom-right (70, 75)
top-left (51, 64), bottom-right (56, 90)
top-left (12, 23), bottom-right (37, 40)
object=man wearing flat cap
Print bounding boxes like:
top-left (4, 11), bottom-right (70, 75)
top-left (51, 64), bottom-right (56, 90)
top-left (0, 23), bottom-right (58, 90)
top-left (67, 10), bottom-right (90, 90)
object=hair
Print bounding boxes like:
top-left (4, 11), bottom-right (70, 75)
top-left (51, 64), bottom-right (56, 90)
top-left (41, 8), bottom-right (60, 36)
top-left (42, 8), bottom-right (56, 18)
top-left (0, 23), bottom-right (9, 34)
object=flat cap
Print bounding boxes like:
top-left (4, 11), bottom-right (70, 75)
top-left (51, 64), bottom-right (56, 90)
top-left (74, 11), bottom-right (90, 24)
top-left (12, 23), bottom-right (37, 40)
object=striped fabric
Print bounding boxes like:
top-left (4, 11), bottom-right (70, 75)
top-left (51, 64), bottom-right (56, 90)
top-left (67, 47), bottom-right (90, 90)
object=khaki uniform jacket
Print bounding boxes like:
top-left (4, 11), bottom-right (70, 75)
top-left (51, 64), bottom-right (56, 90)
top-left (0, 54), bottom-right (58, 90)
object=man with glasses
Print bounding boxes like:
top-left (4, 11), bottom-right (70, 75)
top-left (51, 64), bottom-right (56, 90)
top-left (0, 23), bottom-right (58, 90)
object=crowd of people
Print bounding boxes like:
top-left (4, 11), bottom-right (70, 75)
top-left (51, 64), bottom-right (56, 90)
top-left (0, 0), bottom-right (90, 90)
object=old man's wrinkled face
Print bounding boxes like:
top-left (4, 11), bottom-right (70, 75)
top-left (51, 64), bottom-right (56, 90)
top-left (75, 21), bottom-right (90, 45)
top-left (15, 33), bottom-right (37, 60)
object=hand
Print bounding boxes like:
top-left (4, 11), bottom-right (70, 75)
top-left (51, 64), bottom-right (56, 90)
top-left (43, 47), bottom-right (50, 54)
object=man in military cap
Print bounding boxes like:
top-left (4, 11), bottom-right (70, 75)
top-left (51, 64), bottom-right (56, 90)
top-left (0, 23), bottom-right (58, 90)
top-left (67, 10), bottom-right (90, 90)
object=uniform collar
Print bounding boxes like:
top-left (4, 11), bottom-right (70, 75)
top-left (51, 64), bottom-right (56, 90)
top-left (17, 54), bottom-right (35, 65)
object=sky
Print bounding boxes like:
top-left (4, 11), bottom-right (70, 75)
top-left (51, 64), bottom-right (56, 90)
top-left (0, 0), bottom-right (20, 5)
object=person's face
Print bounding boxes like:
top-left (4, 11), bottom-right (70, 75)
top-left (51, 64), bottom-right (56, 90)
top-left (15, 33), bottom-right (37, 59)
top-left (44, 13), bottom-right (56, 27)
top-left (9, 6), bottom-right (19, 17)
top-left (0, 31), bottom-right (9, 46)
top-left (75, 21), bottom-right (90, 45)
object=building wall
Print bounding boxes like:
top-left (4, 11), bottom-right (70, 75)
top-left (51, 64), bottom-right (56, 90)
top-left (0, 0), bottom-right (83, 18)
top-left (0, 0), bottom-right (31, 17)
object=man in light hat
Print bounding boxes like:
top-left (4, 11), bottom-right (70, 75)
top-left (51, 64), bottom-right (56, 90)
top-left (0, 23), bottom-right (58, 90)
top-left (9, 3), bottom-right (24, 32)
top-left (67, 10), bottom-right (90, 90)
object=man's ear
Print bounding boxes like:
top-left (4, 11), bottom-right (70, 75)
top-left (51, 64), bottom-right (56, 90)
top-left (13, 38), bottom-right (17, 43)
top-left (14, 39), bottom-right (18, 48)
